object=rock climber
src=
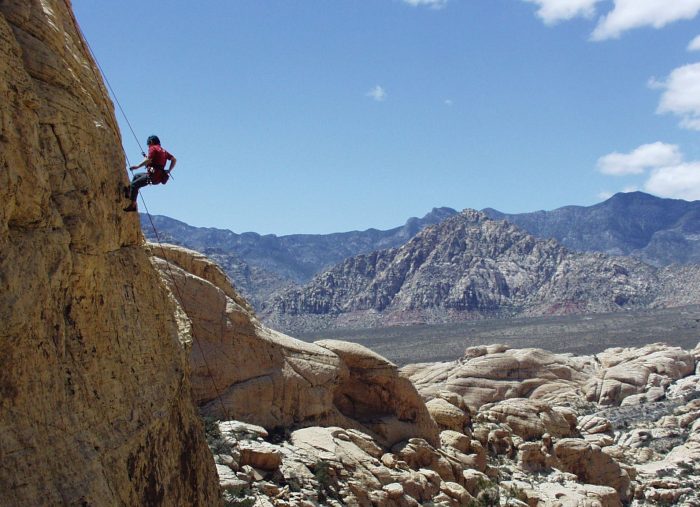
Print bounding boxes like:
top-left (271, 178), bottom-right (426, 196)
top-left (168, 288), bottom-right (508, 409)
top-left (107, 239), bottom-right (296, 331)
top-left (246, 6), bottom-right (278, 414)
top-left (123, 135), bottom-right (176, 212)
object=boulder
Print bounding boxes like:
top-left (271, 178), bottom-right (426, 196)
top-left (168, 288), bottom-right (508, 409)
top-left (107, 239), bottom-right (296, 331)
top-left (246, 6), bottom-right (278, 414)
top-left (518, 441), bottom-right (549, 472)
top-left (426, 398), bottom-right (469, 433)
top-left (404, 347), bottom-right (593, 412)
top-left (439, 430), bottom-right (471, 453)
top-left (391, 438), bottom-right (457, 483)
top-left (533, 482), bottom-right (622, 507)
top-left (462, 469), bottom-right (490, 497)
top-left (239, 443), bottom-right (282, 471)
top-left (578, 415), bottom-right (613, 435)
top-left (383, 482), bottom-right (404, 499)
top-left (478, 398), bottom-right (575, 440)
top-left (317, 339), bottom-right (440, 447)
top-left (439, 430), bottom-right (488, 472)
top-left (441, 481), bottom-right (473, 505)
top-left (553, 438), bottom-right (630, 500)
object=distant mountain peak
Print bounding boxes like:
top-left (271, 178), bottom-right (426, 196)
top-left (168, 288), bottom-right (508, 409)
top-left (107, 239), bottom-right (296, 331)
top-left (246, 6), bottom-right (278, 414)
top-left (483, 193), bottom-right (700, 266)
top-left (262, 207), bottom-right (682, 334)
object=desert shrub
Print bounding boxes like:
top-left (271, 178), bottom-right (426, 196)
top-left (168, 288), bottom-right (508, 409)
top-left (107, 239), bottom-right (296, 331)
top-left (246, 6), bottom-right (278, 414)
top-left (222, 489), bottom-right (255, 507)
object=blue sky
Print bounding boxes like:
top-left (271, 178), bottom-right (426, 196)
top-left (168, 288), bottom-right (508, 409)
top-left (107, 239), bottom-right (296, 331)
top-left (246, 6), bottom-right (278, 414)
top-left (72, 0), bottom-right (700, 235)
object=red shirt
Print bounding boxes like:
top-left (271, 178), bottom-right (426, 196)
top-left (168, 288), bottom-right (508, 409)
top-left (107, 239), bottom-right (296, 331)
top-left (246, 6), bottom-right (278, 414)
top-left (147, 144), bottom-right (173, 184)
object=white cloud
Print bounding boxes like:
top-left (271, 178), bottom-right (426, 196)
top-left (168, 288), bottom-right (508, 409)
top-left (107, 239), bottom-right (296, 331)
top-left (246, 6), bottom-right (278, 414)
top-left (596, 142), bottom-right (683, 175)
top-left (654, 62), bottom-right (700, 131)
top-left (402, 0), bottom-right (448, 9)
top-left (688, 34), bottom-right (700, 51)
top-left (522, 0), bottom-right (700, 40)
top-left (521, 0), bottom-right (602, 24)
top-left (591, 0), bottom-right (700, 40)
top-left (366, 85), bottom-right (387, 102)
top-left (644, 162), bottom-right (700, 200)
top-left (444, 99), bottom-right (454, 106)
top-left (597, 143), bottom-right (700, 201)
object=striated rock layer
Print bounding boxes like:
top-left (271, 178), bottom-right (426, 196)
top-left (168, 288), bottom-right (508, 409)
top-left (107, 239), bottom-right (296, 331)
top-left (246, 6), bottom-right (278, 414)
top-left (0, 2), bottom-right (220, 505)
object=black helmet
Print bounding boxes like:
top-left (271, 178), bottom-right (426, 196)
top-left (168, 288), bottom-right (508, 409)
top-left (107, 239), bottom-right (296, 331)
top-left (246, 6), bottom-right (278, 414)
top-left (147, 135), bottom-right (160, 145)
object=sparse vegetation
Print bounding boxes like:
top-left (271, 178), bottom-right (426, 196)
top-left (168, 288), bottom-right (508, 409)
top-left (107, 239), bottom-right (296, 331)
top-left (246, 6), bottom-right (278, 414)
top-left (468, 477), bottom-right (500, 507)
top-left (313, 459), bottom-right (336, 501)
top-left (203, 415), bottom-right (221, 442)
top-left (203, 416), bottom-right (235, 456)
top-left (222, 489), bottom-right (255, 507)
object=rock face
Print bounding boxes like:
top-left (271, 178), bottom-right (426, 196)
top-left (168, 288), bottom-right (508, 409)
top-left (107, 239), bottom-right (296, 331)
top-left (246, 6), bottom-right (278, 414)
top-left (484, 191), bottom-right (700, 267)
top-left (262, 209), bottom-right (697, 333)
top-left (151, 243), bottom-right (439, 448)
top-left (0, 3), bottom-right (220, 506)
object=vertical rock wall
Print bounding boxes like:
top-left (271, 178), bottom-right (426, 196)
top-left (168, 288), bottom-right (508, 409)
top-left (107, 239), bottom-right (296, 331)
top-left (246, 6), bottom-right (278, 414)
top-left (0, 1), bottom-right (220, 505)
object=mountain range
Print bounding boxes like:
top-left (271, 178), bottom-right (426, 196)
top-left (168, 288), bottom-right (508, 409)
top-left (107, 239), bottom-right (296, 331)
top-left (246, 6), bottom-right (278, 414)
top-left (483, 191), bottom-right (700, 266)
top-left (142, 207), bottom-right (456, 307)
top-left (144, 192), bottom-right (700, 313)
top-left (261, 209), bottom-right (700, 333)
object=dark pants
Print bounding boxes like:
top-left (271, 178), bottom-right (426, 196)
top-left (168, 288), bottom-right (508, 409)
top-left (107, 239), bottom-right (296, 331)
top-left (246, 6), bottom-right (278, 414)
top-left (129, 173), bottom-right (150, 201)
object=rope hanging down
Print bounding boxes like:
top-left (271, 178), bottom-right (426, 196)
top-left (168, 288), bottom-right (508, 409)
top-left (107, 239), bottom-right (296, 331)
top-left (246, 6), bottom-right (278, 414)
top-left (69, 10), bottom-right (270, 505)
top-left (74, 21), bottom-right (145, 157)
top-left (140, 197), bottom-right (233, 422)
top-left (70, 6), bottom-right (233, 423)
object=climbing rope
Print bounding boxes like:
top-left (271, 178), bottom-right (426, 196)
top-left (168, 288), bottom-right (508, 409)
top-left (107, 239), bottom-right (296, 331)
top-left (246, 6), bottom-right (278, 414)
top-left (138, 196), bottom-right (233, 422)
top-left (72, 17), bottom-right (145, 157)
top-left (66, 9), bottom-right (272, 505)
top-left (68, 1), bottom-right (234, 423)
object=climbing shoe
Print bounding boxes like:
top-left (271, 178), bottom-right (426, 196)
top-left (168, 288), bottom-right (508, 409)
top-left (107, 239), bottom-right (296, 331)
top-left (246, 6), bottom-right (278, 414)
top-left (123, 203), bottom-right (137, 212)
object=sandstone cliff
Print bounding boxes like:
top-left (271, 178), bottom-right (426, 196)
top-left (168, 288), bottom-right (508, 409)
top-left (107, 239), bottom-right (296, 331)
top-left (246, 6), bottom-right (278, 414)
top-left (195, 335), bottom-right (700, 506)
top-left (0, 2), bottom-right (220, 505)
top-left (150, 243), bottom-right (440, 449)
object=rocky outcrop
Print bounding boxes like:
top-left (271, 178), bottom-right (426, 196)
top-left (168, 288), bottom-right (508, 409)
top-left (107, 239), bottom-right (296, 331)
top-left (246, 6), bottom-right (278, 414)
top-left (403, 345), bottom-right (595, 412)
top-left (0, 2), bottom-right (220, 505)
top-left (171, 255), bottom-right (699, 507)
top-left (263, 209), bottom-right (697, 333)
top-left (584, 344), bottom-right (695, 406)
top-left (553, 438), bottom-right (631, 499)
top-left (207, 338), bottom-right (700, 506)
top-left (149, 236), bottom-right (697, 507)
top-left (151, 243), bottom-right (439, 448)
